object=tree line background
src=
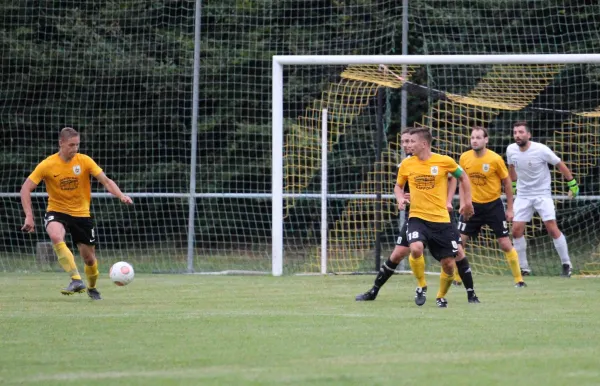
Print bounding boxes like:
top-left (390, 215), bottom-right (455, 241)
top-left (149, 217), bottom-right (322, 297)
top-left (1, 0), bottom-right (600, 256)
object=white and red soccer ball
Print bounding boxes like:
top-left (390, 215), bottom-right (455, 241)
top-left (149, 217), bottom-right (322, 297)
top-left (109, 261), bottom-right (135, 286)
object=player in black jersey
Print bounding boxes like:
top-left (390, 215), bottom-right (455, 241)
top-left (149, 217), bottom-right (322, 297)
top-left (355, 129), bottom-right (413, 301)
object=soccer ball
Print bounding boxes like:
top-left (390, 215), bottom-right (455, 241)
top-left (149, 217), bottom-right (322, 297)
top-left (109, 261), bottom-right (135, 286)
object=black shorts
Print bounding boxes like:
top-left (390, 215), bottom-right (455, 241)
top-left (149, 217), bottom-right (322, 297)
top-left (458, 198), bottom-right (509, 238)
top-left (395, 221), bottom-right (409, 248)
top-left (44, 211), bottom-right (97, 246)
top-left (407, 217), bottom-right (460, 261)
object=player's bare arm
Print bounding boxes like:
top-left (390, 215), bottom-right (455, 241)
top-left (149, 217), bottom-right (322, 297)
top-left (395, 183), bottom-right (407, 211)
top-left (20, 178), bottom-right (38, 232)
top-left (456, 172), bottom-right (474, 221)
top-left (555, 161), bottom-right (573, 181)
top-left (94, 172), bottom-right (133, 204)
top-left (446, 176), bottom-right (457, 212)
top-left (555, 161), bottom-right (579, 198)
top-left (508, 164), bottom-right (517, 194)
top-left (501, 176), bottom-right (514, 221)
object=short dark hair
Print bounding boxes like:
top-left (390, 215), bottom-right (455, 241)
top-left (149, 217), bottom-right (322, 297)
top-left (472, 126), bottom-right (488, 138)
top-left (59, 127), bottom-right (79, 141)
top-left (408, 126), bottom-right (432, 144)
top-left (400, 127), bottom-right (412, 135)
top-left (513, 121), bottom-right (529, 132)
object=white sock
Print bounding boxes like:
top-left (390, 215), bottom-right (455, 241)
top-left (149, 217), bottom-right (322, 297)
top-left (552, 233), bottom-right (571, 266)
top-left (514, 236), bottom-right (529, 270)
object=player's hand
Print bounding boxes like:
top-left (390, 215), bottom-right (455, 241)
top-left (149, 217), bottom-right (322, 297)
top-left (21, 216), bottom-right (35, 233)
top-left (120, 194), bottom-right (134, 204)
top-left (446, 202), bottom-right (453, 212)
top-left (505, 208), bottom-right (514, 222)
top-left (403, 193), bottom-right (410, 202)
top-left (511, 181), bottom-right (517, 195)
top-left (397, 197), bottom-right (407, 211)
top-left (567, 178), bottom-right (579, 198)
top-left (459, 202), bottom-right (474, 221)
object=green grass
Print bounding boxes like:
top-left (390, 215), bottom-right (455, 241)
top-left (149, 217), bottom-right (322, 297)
top-left (1, 273), bottom-right (600, 385)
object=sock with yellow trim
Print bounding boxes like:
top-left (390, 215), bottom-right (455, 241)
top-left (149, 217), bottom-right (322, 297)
top-left (85, 260), bottom-right (99, 289)
top-left (408, 254), bottom-right (427, 288)
top-left (504, 248), bottom-right (523, 283)
top-left (53, 242), bottom-right (81, 280)
top-left (436, 269), bottom-right (454, 299)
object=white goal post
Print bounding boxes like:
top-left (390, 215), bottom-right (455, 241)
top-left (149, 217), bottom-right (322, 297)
top-left (271, 54), bottom-right (600, 276)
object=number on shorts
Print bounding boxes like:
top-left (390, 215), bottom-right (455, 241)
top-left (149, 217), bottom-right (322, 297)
top-left (407, 231), bottom-right (419, 241)
top-left (457, 221), bottom-right (467, 231)
top-left (397, 236), bottom-right (403, 244)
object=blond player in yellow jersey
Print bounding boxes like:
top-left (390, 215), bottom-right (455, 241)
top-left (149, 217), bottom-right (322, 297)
top-left (355, 128), bottom-right (462, 301)
top-left (457, 127), bottom-right (525, 287)
top-left (397, 127), bottom-right (475, 308)
top-left (20, 127), bottom-right (133, 300)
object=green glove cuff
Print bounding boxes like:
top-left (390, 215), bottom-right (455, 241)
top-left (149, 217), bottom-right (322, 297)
top-left (567, 179), bottom-right (578, 187)
top-left (511, 181), bottom-right (517, 188)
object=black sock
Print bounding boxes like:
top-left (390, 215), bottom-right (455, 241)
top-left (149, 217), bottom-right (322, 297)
top-left (373, 259), bottom-right (399, 289)
top-left (455, 258), bottom-right (475, 294)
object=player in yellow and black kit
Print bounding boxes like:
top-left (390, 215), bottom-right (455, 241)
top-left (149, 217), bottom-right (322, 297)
top-left (356, 129), bottom-right (469, 301)
top-left (397, 127), bottom-right (475, 307)
top-left (20, 127), bottom-right (133, 300)
top-left (457, 126), bottom-right (525, 287)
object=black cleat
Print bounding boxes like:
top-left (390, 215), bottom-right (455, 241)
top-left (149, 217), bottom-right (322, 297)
top-left (61, 279), bottom-right (86, 295)
top-left (436, 297), bottom-right (448, 308)
top-left (521, 269), bottom-right (531, 276)
top-left (414, 286), bottom-right (427, 306)
top-left (87, 288), bottom-right (102, 300)
top-left (355, 288), bottom-right (378, 301)
top-left (467, 289), bottom-right (480, 303)
top-left (468, 295), bottom-right (481, 304)
top-left (515, 281), bottom-right (527, 288)
top-left (561, 264), bottom-right (572, 278)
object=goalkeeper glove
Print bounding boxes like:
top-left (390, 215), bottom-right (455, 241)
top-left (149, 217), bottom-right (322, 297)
top-left (567, 178), bottom-right (579, 198)
top-left (511, 181), bottom-right (517, 195)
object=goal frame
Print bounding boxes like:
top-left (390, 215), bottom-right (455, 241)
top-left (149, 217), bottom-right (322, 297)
top-left (271, 54), bottom-right (600, 276)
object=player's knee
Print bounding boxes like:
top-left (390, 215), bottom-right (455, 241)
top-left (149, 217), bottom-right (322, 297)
top-left (48, 232), bottom-right (65, 244)
top-left (82, 254), bottom-right (96, 266)
top-left (455, 245), bottom-right (465, 260)
top-left (78, 246), bottom-right (96, 265)
top-left (498, 238), bottom-right (512, 252)
top-left (440, 259), bottom-right (454, 274)
top-left (512, 225), bottom-right (524, 238)
top-left (548, 228), bottom-right (562, 239)
top-left (409, 244), bottom-right (424, 257)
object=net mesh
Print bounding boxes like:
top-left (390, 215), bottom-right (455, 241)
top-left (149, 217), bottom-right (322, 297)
top-left (0, 1), bottom-right (194, 273)
top-left (2, 1), bottom-right (600, 276)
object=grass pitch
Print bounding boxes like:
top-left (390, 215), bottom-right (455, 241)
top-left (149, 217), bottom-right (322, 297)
top-left (1, 273), bottom-right (599, 385)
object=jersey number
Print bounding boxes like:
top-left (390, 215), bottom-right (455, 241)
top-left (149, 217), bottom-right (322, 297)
top-left (407, 231), bottom-right (419, 240)
top-left (457, 221), bottom-right (467, 231)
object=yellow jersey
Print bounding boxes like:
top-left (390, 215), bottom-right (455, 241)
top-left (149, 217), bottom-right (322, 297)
top-left (28, 153), bottom-right (103, 217)
top-left (459, 149), bottom-right (508, 204)
top-left (397, 153), bottom-right (460, 223)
